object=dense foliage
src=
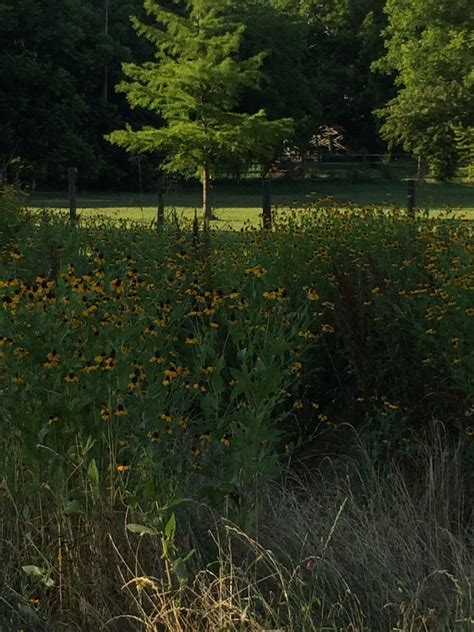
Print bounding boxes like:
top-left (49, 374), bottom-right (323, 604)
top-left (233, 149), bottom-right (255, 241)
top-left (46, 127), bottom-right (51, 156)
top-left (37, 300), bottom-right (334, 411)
top-left (374, 0), bottom-right (474, 179)
top-left (0, 0), bottom-right (148, 185)
top-left (2, 0), bottom-right (471, 186)
top-left (2, 192), bottom-right (473, 505)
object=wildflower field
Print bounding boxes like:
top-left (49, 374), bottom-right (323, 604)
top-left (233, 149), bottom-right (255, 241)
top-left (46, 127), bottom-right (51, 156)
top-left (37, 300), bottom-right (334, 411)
top-left (1, 187), bottom-right (473, 631)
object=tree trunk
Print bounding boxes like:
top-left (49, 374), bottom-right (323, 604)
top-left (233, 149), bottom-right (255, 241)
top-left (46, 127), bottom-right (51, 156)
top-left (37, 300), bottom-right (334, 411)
top-left (407, 179), bottom-right (416, 216)
top-left (103, 0), bottom-right (109, 103)
top-left (202, 166), bottom-right (211, 229)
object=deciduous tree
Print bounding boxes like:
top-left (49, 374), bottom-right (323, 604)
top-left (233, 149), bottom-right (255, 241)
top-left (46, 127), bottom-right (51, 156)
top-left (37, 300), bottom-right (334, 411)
top-left (107, 0), bottom-right (292, 224)
top-left (374, 0), bottom-right (474, 178)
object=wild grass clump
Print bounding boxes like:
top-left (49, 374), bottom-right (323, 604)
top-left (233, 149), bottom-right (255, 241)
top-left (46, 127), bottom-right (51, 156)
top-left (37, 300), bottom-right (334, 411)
top-left (0, 434), bottom-right (471, 630)
top-left (1, 188), bottom-right (473, 629)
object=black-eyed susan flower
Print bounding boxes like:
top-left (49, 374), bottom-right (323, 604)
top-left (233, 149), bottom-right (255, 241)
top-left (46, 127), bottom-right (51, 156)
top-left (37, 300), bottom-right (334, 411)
top-left (263, 289), bottom-right (277, 299)
top-left (200, 431), bottom-right (212, 444)
top-left (111, 278), bottom-right (125, 293)
top-left (115, 404), bottom-right (128, 417)
top-left (148, 430), bottom-right (160, 443)
top-left (187, 307), bottom-right (201, 318)
top-left (149, 351), bottom-right (163, 364)
top-left (179, 416), bottom-right (189, 428)
top-left (44, 351), bottom-right (60, 368)
top-left (383, 400), bottom-right (399, 411)
top-left (65, 372), bottom-right (79, 383)
top-left (185, 335), bottom-right (199, 345)
top-left (128, 375), bottom-right (139, 392)
top-left (291, 361), bottom-right (302, 375)
top-left (306, 288), bottom-right (319, 301)
top-left (82, 361), bottom-right (99, 373)
top-left (13, 347), bottom-right (28, 358)
top-left (244, 265), bottom-right (267, 277)
top-left (100, 404), bottom-right (112, 420)
top-left (298, 329), bottom-right (316, 339)
top-left (202, 365), bottom-right (215, 375)
top-left (163, 362), bottom-right (178, 380)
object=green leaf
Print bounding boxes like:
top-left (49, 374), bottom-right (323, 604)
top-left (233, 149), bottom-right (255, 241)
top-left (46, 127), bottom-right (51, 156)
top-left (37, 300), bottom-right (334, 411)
top-left (63, 499), bottom-right (85, 515)
top-left (126, 523), bottom-right (158, 536)
top-left (22, 565), bottom-right (44, 577)
top-left (87, 458), bottom-right (100, 485)
top-left (22, 565), bottom-right (55, 587)
top-left (17, 602), bottom-right (41, 622)
top-left (164, 512), bottom-right (176, 540)
top-left (161, 498), bottom-right (189, 512)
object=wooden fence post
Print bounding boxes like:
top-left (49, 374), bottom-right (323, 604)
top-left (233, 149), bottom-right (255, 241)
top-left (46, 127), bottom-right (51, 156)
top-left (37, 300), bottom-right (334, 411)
top-left (407, 179), bottom-right (416, 216)
top-left (68, 167), bottom-right (77, 224)
top-left (262, 178), bottom-right (272, 230)
top-left (157, 179), bottom-right (165, 230)
top-left (192, 209), bottom-right (199, 247)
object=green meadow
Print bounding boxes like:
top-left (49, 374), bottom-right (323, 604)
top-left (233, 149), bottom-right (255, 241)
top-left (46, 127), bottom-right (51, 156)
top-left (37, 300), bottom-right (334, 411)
top-left (28, 180), bottom-right (474, 228)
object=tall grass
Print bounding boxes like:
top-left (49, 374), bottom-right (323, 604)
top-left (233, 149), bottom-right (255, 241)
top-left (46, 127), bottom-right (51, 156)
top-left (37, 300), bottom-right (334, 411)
top-left (0, 430), bottom-right (471, 630)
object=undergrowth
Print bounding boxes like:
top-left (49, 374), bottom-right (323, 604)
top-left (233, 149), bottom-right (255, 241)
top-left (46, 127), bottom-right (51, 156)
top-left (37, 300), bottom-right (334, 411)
top-left (0, 187), bottom-right (473, 629)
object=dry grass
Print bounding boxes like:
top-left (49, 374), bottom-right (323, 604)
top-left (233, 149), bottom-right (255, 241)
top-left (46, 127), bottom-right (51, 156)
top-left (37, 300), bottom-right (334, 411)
top-left (1, 426), bottom-right (472, 631)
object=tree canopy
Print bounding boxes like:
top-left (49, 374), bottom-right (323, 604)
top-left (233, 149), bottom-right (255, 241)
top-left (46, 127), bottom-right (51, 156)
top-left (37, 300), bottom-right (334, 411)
top-left (0, 0), bottom-right (472, 186)
top-left (374, 0), bottom-right (474, 178)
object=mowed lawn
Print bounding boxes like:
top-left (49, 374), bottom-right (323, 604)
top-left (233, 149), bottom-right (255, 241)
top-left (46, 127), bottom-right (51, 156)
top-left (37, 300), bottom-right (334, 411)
top-left (28, 179), bottom-right (474, 228)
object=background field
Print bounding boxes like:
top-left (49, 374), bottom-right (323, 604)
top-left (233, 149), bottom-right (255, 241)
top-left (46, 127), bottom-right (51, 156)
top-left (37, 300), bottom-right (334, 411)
top-left (28, 180), bottom-right (474, 228)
